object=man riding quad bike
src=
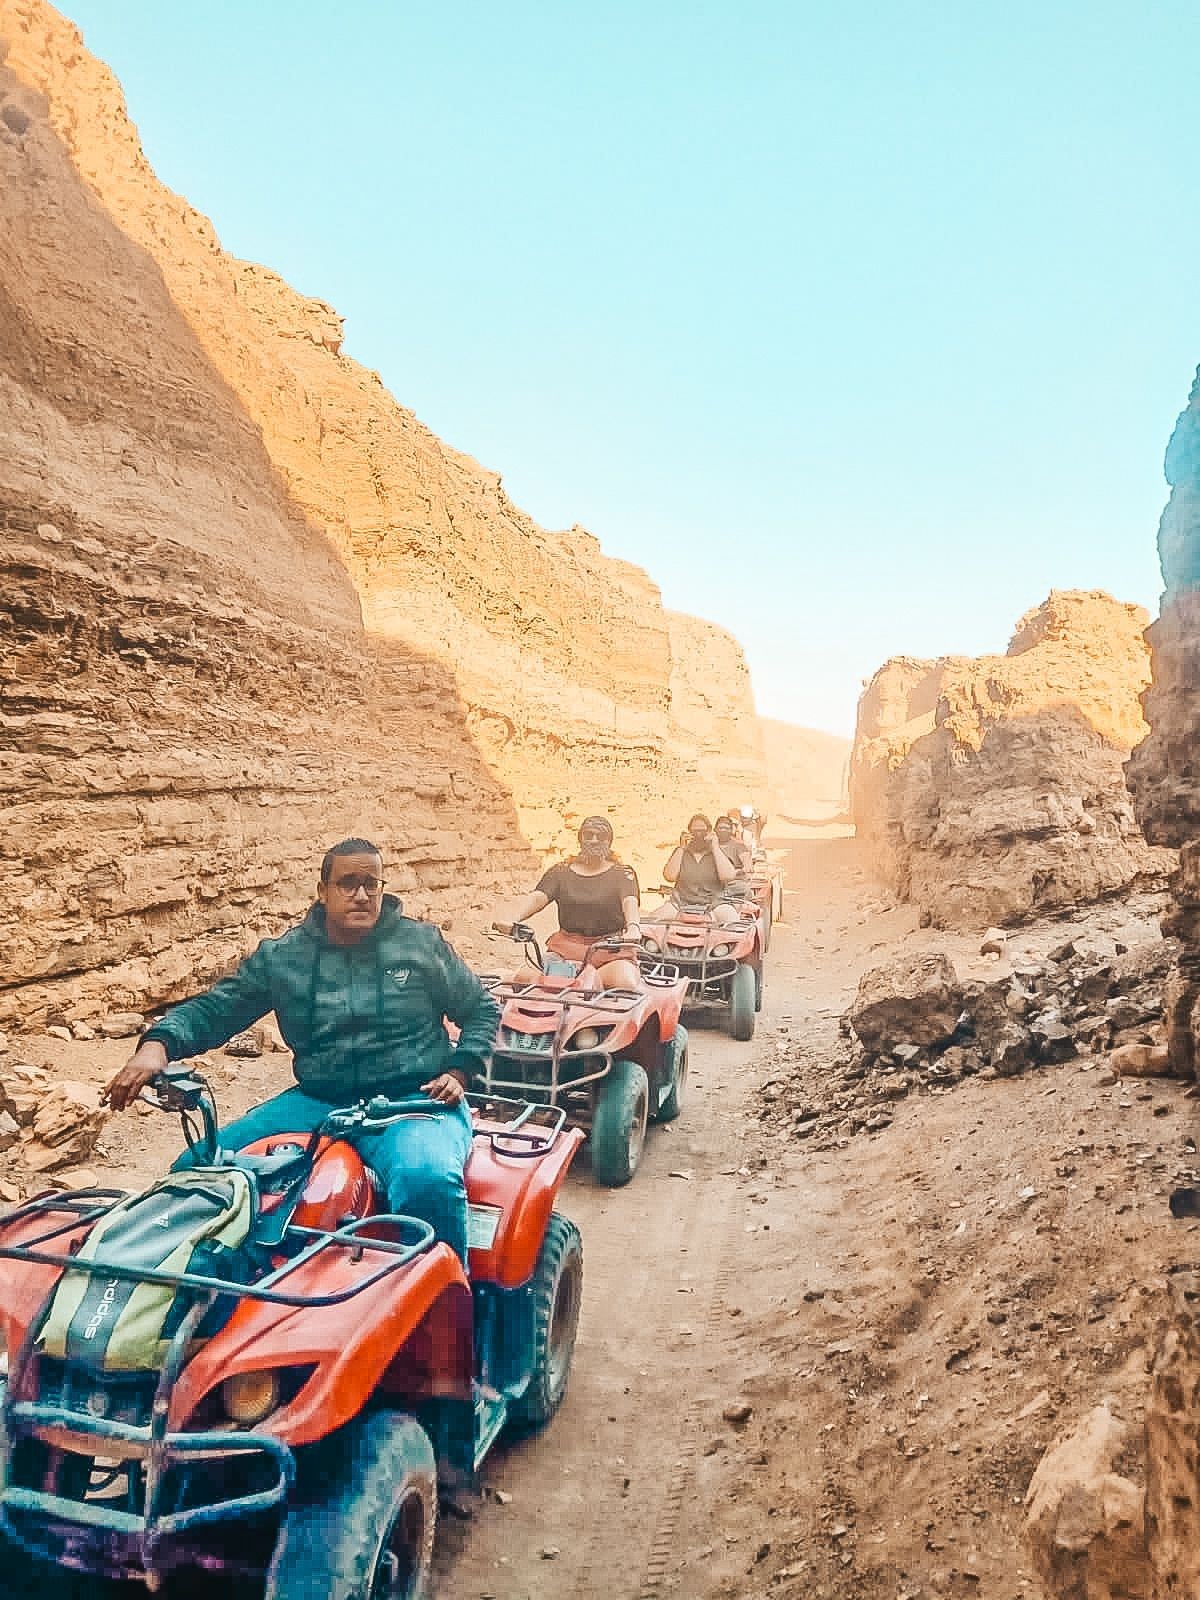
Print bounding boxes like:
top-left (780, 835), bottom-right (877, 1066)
top-left (0, 1068), bottom-right (583, 1597)
top-left (481, 924), bottom-right (690, 1187)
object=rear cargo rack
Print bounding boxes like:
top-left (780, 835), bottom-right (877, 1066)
top-left (469, 1094), bottom-right (567, 1157)
top-left (486, 982), bottom-right (645, 1012)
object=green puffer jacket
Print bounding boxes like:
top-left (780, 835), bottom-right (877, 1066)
top-left (143, 896), bottom-right (500, 1104)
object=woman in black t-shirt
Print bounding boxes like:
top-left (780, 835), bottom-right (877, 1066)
top-left (654, 813), bottom-right (740, 925)
top-left (495, 817), bottom-right (642, 989)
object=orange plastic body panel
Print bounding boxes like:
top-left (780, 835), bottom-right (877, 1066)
top-left (494, 966), bottom-right (688, 1089)
top-left (464, 1119), bottom-right (583, 1287)
top-left (240, 1136), bottom-right (376, 1231)
top-left (498, 977), bottom-right (682, 1048)
top-left (0, 1113), bottom-right (582, 1454)
top-left (169, 1243), bottom-right (473, 1446)
top-left (0, 1202), bottom-right (93, 1378)
top-left (643, 906), bottom-right (763, 963)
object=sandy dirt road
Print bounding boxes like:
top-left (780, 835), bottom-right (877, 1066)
top-left (440, 832), bottom-right (1187, 1600)
top-left (437, 830), bottom-right (867, 1599)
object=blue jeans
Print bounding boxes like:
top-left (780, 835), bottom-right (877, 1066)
top-left (172, 1087), bottom-right (474, 1264)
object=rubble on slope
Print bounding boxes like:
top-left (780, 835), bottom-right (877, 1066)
top-left (757, 906), bottom-right (1178, 1151)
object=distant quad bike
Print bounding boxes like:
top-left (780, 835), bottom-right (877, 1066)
top-left (481, 927), bottom-right (690, 1188)
top-left (744, 853), bottom-right (785, 952)
top-left (0, 1068), bottom-right (584, 1597)
top-left (640, 891), bottom-right (765, 1042)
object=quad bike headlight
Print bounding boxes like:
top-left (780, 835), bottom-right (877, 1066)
top-left (710, 943), bottom-right (732, 958)
top-left (641, 936), bottom-right (661, 953)
top-left (222, 1369), bottom-right (281, 1426)
top-left (568, 1025), bottom-right (614, 1052)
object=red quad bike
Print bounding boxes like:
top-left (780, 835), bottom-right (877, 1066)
top-left (0, 1068), bottom-right (584, 1598)
top-left (640, 890), bottom-right (766, 1042)
top-left (480, 928), bottom-right (690, 1188)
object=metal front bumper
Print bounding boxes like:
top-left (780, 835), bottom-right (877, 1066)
top-left (485, 1046), bottom-right (613, 1104)
top-left (0, 1295), bottom-right (293, 1584)
top-left (0, 1402), bottom-right (293, 1582)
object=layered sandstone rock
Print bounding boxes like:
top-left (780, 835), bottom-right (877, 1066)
top-left (0, 0), bottom-right (767, 1023)
top-left (851, 592), bottom-right (1172, 928)
top-left (1128, 367), bottom-right (1200, 1076)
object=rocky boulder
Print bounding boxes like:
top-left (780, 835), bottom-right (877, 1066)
top-left (848, 953), bottom-right (962, 1053)
top-left (1025, 1404), bottom-right (1149, 1599)
top-left (1030, 1267), bottom-right (1200, 1598)
top-left (25, 1080), bottom-right (107, 1172)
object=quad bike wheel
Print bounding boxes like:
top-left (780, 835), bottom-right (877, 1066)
top-left (510, 1211), bottom-right (583, 1429)
top-left (266, 1411), bottom-right (436, 1600)
top-left (590, 1058), bottom-right (649, 1186)
top-left (729, 962), bottom-right (757, 1041)
top-left (654, 1025), bottom-right (689, 1124)
top-left (754, 964), bottom-right (764, 1013)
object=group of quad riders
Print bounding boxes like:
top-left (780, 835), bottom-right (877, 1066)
top-left (105, 810), bottom-right (771, 1262)
top-left (0, 812), bottom-right (774, 1596)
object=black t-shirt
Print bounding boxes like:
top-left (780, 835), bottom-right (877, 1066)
top-left (675, 847), bottom-right (726, 902)
top-left (718, 837), bottom-right (752, 870)
top-left (535, 861), bottom-right (641, 937)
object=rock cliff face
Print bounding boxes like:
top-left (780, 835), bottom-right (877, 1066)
top-left (0, 0), bottom-right (767, 1023)
top-left (851, 592), bottom-right (1173, 928)
top-left (664, 612), bottom-right (766, 820)
top-left (1128, 367), bottom-right (1200, 1075)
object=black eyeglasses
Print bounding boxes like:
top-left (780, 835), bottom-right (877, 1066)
top-left (332, 874), bottom-right (385, 895)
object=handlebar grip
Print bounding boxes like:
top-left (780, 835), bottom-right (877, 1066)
top-left (363, 1094), bottom-right (440, 1117)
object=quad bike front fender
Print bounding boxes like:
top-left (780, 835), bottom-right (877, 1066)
top-left (465, 1124), bottom-right (583, 1289)
top-left (170, 1243), bottom-right (472, 1448)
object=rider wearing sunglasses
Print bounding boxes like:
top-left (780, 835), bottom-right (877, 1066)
top-left (104, 838), bottom-right (500, 1263)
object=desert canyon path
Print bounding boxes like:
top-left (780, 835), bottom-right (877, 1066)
top-left (6, 828), bottom-right (1186, 1600)
top-left (430, 824), bottom-right (1179, 1600)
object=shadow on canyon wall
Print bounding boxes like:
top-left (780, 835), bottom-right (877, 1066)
top-left (0, 56), bottom-right (541, 1021)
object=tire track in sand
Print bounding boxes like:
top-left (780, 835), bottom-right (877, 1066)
top-left (439, 1019), bottom-right (751, 1600)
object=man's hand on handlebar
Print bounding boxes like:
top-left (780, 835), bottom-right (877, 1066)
top-left (103, 1038), bottom-right (169, 1112)
top-left (421, 1070), bottom-right (468, 1107)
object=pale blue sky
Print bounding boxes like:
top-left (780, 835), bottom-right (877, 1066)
top-left (62, 1), bottom-right (1199, 734)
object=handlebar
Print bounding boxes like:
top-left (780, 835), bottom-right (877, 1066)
top-left (142, 1069), bottom-right (220, 1162)
top-left (323, 1094), bottom-right (446, 1135)
top-left (144, 1070), bottom-right (561, 1173)
top-left (488, 921), bottom-right (546, 972)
